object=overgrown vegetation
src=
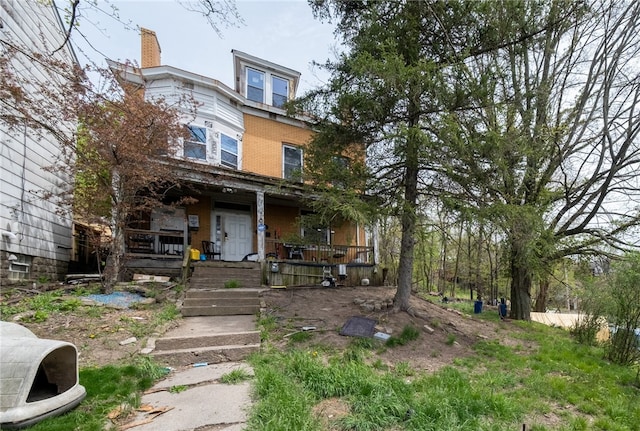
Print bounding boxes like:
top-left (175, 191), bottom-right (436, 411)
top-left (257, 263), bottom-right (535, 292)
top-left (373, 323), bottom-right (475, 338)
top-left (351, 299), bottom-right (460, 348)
top-left (247, 320), bottom-right (640, 431)
top-left (9, 284), bottom-right (640, 430)
top-left (573, 252), bottom-right (640, 366)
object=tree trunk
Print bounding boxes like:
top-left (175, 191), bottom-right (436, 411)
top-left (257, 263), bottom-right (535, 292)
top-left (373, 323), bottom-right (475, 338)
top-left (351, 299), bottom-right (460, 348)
top-left (103, 170), bottom-right (125, 293)
top-left (509, 238), bottom-right (532, 320)
top-left (475, 222), bottom-right (484, 300)
top-left (451, 220), bottom-right (463, 298)
top-left (534, 276), bottom-right (549, 312)
top-left (427, 228), bottom-right (436, 292)
top-left (440, 228), bottom-right (448, 295)
top-left (394, 127), bottom-right (420, 311)
top-left (467, 223), bottom-right (473, 300)
top-left (486, 235), bottom-right (495, 304)
top-left (103, 223), bottom-right (125, 293)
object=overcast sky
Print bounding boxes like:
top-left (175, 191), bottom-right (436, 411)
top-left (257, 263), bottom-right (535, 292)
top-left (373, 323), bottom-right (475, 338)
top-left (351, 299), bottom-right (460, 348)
top-left (71, 0), bottom-right (339, 94)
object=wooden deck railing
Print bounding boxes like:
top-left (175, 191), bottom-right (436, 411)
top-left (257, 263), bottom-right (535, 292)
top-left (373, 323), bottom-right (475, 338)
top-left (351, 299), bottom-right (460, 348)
top-left (125, 228), bottom-right (186, 257)
top-left (124, 229), bottom-right (374, 264)
top-left (265, 239), bottom-right (373, 264)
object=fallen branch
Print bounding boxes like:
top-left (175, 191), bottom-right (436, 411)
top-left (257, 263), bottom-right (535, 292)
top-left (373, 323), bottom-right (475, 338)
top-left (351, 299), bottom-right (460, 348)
top-left (118, 406), bottom-right (173, 431)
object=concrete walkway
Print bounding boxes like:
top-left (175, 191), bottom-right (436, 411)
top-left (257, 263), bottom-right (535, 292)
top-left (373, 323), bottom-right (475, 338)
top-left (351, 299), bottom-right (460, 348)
top-left (122, 361), bottom-right (254, 431)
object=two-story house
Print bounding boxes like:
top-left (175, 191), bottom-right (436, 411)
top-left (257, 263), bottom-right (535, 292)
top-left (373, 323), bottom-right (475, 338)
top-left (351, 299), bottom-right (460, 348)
top-left (111, 29), bottom-right (376, 284)
top-left (0, 0), bottom-right (77, 283)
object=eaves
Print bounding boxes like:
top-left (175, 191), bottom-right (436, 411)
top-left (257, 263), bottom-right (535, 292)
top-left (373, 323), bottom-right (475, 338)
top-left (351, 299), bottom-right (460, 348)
top-left (167, 158), bottom-right (309, 199)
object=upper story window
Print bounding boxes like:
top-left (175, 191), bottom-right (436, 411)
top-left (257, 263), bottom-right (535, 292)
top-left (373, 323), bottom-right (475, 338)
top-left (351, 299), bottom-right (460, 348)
top-left (283, 144), bottom-right (303, 181)
top-left (272, 76), bottom-right (289, 108)
top-left (245, 67), bottom-right (291, 108)
top-left (184, 125), bottom-right (206, 160)
top-left (221, 133), bottom-right (238, 169)
top-left (247, 68), bottom-right (265, 103)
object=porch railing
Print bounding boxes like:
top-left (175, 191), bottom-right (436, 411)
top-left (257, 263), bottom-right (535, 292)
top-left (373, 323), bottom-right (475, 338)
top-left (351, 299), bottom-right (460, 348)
top-left (265, 239), bottom-right (374, 264)
top-left (124, 229), bottom-right (374, 264)
top-left (125, 228), bottom-right (186, 257)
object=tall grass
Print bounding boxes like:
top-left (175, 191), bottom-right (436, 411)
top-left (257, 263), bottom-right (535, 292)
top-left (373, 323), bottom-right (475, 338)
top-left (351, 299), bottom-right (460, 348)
top-left (248, 318), bottom-right (640, 430)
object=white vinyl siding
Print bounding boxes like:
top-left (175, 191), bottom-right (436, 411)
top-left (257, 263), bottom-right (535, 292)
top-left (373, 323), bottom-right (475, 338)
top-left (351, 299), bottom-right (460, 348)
top-left (0, 0), bottom-right (75, 265)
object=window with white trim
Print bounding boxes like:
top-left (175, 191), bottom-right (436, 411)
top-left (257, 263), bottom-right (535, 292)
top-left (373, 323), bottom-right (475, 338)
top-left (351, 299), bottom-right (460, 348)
top-left (272, 75), bottom-right (288, 108)
top-left (220, 133), bottom-right (238, 169)
top-left (283, 144), bottom-right (303, 181)
top-left (247, 68), bottom-right (264, 103)
top-left (184, 125), bottom-right (206, 160)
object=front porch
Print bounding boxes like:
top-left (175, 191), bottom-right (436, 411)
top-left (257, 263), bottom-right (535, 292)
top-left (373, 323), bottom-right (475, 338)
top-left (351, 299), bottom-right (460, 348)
top-left (122, 230), bottom-right (379, 287)
top-left (120, 161), bottom-right (378, 282)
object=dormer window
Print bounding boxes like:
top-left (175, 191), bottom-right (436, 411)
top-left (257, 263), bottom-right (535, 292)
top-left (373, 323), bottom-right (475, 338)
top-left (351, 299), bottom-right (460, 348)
top-left (245, 67), bottom-right (291, 108)
top-left (233, 50), bottom-right (300, 109)
top-left (247, 68), bottom-right (265, 103)
top-left (272, 76), bottom-right (289, 108)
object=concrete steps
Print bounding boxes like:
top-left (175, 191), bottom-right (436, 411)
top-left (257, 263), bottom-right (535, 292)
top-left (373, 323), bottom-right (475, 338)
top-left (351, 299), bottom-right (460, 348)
top-left (150, 315), bottom-right (261, 368)
top-left (151, 344), bottom-right (260, 367)
top-left (154, 331), bottom-right (260, 351)
top-left (188, 261), bottom-right (262, 289)
top-left (149, 263), bottom-right (265, 367)
top-left (181, 288), bottom-right (262, 317)
top-left (183, 262), bottom-right (263, 317)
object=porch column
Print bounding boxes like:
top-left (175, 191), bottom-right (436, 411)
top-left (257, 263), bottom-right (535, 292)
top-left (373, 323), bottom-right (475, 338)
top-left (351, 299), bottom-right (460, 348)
top-left (256, 191), bottom-right (265, 261)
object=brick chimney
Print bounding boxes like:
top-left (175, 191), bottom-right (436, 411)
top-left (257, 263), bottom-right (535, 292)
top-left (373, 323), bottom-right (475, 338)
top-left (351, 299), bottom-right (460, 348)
top-left (141, 28), bottom-right (161, 68)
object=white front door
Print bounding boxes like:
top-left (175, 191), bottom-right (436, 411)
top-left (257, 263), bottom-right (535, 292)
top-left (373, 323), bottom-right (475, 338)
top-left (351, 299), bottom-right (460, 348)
top-left (212, 211), bottom-right (252, 261)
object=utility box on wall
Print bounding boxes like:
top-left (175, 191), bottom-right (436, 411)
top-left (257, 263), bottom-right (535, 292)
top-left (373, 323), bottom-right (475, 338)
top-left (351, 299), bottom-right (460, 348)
top-left (188, 215), bottom-right (200, 231)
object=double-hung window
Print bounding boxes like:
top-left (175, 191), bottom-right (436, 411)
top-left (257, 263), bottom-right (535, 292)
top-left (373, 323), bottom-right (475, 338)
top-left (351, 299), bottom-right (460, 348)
top-left (184, 125), bottom-right (206, 160)
top-left (247, 68), bottom-right (265, 103)
top-left (283, 144), bottom-right (303, 181)
top-left (272, 76), bottom-right (288, 108)
top-left (220, 133), bottom-right (238, 169)
top-left (246, 67), bottom-right (290, 108)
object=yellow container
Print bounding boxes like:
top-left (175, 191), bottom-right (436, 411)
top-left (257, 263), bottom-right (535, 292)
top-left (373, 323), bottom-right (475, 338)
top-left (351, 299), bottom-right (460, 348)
top-left (190, 248), bottom-right (200, 261)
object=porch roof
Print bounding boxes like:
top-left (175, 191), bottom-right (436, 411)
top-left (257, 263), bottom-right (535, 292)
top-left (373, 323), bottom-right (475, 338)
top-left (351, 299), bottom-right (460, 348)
top-left (170, 158), bottom-right (310, 201)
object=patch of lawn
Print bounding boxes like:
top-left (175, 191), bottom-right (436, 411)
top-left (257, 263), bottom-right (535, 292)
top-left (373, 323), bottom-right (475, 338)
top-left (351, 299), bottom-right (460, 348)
top-left (248, 317), bottom-right (640, 431)
top-left (385, 325), bottom-right (420, 347)
top-left (26, 357), bottom-right (167, 431)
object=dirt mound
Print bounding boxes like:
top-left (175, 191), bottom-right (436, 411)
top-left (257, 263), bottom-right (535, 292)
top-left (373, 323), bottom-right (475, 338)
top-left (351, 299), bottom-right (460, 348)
top-left (262, 286), bottom-right (521, 372)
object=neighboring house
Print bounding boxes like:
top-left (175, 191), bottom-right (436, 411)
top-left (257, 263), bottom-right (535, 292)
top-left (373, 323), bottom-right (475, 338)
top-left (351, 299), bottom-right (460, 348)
top-left (0, 0), bottom-right (77, 282)
top-left (111, 29), bottom-right (377, 284)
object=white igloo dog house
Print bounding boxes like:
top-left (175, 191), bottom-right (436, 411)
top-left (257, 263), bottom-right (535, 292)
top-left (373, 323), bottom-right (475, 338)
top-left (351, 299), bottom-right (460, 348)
top-left (0, 322), bottom-right (86, 429)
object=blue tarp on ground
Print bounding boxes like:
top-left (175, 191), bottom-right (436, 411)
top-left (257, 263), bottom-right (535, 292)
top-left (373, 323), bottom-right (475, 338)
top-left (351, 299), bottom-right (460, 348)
top-left (83, 291), bottom-right (144, 308)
